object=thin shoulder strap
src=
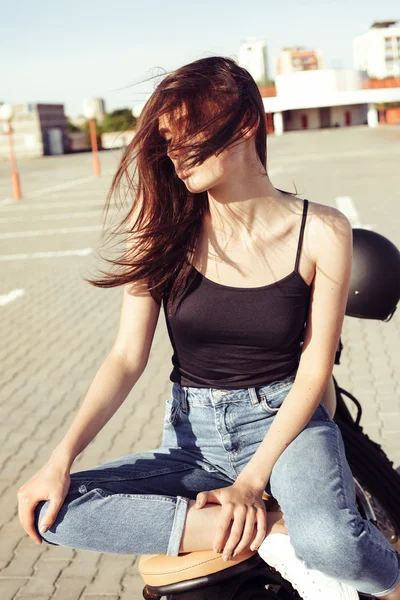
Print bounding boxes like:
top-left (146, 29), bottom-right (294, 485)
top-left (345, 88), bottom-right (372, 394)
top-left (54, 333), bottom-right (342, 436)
top-left (294, 199), bottom-right (308, 273)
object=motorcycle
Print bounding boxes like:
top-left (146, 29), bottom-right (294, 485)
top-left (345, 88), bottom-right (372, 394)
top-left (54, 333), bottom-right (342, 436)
top-left (138, 228), bottom-right (400, 600)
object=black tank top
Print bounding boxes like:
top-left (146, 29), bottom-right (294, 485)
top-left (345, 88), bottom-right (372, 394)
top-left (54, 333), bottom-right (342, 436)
top-left (162, 199), bottom-right (312, 389)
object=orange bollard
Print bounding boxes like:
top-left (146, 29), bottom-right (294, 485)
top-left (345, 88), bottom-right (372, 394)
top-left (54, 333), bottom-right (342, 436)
top-left (89, 118), bottom-right (101, 177)
top-left (7, 122), bottom-right (22, 200)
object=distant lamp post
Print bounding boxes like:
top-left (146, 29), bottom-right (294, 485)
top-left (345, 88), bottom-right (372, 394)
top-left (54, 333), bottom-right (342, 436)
top-left (132, 103), bottom-right (145, 119)
top-left (0, 103), bottom-right (22, 200)
top-left (83, 102), bottom-right (101, 177)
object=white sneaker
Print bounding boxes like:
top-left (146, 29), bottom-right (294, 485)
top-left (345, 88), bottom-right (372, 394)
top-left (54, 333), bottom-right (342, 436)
top-left (257, 532), bottom-right (359, 599)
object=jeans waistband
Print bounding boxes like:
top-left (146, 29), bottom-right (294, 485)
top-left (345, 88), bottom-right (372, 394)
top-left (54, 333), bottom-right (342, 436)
top-left (172, 370), bottom-right (297, 413)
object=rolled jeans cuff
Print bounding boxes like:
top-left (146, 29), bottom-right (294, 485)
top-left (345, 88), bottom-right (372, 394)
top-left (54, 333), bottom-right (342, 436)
top-left (167, 495), bottom-right (190, 556)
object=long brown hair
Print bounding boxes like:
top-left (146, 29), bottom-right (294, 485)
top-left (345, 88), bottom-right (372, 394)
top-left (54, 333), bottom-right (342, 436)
top-left (84, 55), bottom-right (297, 318)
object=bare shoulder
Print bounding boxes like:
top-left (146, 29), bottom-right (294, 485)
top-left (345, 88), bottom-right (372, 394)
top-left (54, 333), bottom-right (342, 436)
top-left (304, 199), bottom-right (352, 262)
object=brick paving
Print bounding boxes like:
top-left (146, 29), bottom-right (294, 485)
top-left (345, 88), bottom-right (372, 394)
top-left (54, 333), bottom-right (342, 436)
top-left (0, 126), bottom-right (399, 599)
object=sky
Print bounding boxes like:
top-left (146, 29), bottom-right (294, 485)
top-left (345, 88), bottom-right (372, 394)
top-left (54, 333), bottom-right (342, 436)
top-left (1, 0), bottom-right (399, 117)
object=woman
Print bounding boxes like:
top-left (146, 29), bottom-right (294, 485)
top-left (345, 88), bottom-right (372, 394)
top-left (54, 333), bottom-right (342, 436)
top-left (18, 56), bottom-right (400, 599)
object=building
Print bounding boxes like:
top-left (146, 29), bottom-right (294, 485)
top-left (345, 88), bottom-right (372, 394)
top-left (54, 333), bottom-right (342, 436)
top-left (0, 103), bottom-right (69, 158)
top-left (261, 68), bottom-right (400, 135)
top-left (238, 38), bottom-right (269, 85)
top-left (276, 47), bottom-right (324, 75)
top-left (353, 20), bottom-right (400, 79)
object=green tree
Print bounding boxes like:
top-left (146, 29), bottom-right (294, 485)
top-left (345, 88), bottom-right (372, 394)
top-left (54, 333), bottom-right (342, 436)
top-left (73, 109), bottom-right (137, 149)
top-left (99, 109), bottom-right (136, 133)
top-left (66, 116), bottom-right (81, 133)
top-left (255, 74), bottom-right (275, 87)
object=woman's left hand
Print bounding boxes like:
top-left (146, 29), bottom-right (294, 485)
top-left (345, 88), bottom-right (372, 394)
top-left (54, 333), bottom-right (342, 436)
top-left (194, 482), bottom-right (267, 560)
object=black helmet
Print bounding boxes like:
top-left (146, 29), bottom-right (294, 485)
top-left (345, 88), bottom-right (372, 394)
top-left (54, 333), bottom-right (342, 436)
top-left (346, 228), bottom-right (400, 322)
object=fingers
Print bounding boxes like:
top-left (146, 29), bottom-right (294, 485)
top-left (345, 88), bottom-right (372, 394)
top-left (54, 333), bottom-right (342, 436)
top-left (216, 504), bottom-right (249, 560)
top-left (249, 505), bottom-right (267, 551)
top-left (17, 491), bottom-right (63, 546)
top-left (196, 489), bottom-right (219, 508)
top-left (17, 492), bottom-right (44, 545)
top-left (38, 497), bottom-right (62, 534)
top-left (195, 491), bottom-right (208, 509)
top-left (215, 503), bottom-right (267, 560)
top-left (213, 502), bottom-right (235, 555)
top-left (232, 505), bottom-right (257, 556)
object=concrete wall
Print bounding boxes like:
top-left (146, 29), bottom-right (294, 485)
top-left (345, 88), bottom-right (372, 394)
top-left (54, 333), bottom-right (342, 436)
top-left (283, 108), bottom-right (320, 131)
top-left (330, 104), bottom-right (367, 127)
top-left (0, 104), bottom-right (43, 159)
top-left (101, 129), bottom-right (136, 149)
top-left (281, 103), bottom-right (368, 132)
top-left (68, 132), bottom-right (90, 152)
top-left (0, 103), bottom-right (68, 159)
top-left (275, 69), bottom-right (365, 101)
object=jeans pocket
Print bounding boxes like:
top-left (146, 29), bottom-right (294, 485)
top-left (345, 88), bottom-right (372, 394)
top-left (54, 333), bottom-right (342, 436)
top-left (259, 379), bottom-right (295, 414)
top-left (260, 393), bottom-right (284, 414)
top-left (164, 396), bottom-right (180, 427)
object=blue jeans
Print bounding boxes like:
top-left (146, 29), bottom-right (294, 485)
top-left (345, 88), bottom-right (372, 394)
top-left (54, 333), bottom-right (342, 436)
top-left (34, 371), bottom-right (400, 596)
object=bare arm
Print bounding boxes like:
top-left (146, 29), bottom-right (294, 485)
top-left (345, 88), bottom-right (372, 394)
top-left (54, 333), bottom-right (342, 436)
top-left (18, 199), bottom-right (163, 543)
top-left (49, 273), bottom-right (162, 471)
top-left (235, 206), bottom-right (353, 491)
top-left (49, 196), bottom-right (161, 471)
top-left (49, 353), bottom-right (145, 471)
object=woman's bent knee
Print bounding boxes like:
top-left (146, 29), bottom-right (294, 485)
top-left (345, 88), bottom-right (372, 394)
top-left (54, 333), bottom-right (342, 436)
top-left (288, 521), bottom-right (366, 581)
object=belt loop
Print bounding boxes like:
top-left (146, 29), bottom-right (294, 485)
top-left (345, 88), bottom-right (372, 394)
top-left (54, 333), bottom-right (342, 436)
top-left (181, 386), bottom-right (188, 413)
top-left (248, 387), bottom-right (260, 407)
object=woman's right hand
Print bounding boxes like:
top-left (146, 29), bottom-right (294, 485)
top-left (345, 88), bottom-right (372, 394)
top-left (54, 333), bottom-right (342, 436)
top-left (17, 460), bottom-right (71, 545)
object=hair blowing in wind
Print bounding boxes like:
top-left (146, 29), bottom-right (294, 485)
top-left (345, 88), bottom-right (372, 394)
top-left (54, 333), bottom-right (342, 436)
top-left (84, 55), bottom-right (296, 318)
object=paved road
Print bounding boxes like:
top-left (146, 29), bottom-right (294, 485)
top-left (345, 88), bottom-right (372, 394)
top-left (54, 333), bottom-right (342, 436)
top-left (1, 125), bottom-right (399, 599)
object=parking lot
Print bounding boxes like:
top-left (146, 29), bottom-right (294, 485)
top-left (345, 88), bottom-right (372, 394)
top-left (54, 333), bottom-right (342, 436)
top-left (1, 124), bottom-right (399, 599)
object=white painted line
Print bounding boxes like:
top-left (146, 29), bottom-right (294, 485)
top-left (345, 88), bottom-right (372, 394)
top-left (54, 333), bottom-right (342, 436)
top-left (0, 226), bottom-right (102, 239)
top-left (0, 169), bottom-right (116, 206)
top-left (41, 210), bottom-right (109, 220)
top-left (0, 200), bottom-right (111, 210)
top-left (0, 288), bottom-right (25, 306)
top-left (21, 171), bottom-right (116, 199)
top-left (0, 210), bottom-right (110, 223)
top-left (0, 248), bottom-right (93, 261)
top-left (27, 175), bottom-right (100, 197)
top-left (277, 148), bottom-right (392, 164)
top-left (335, 196), bottom-right (375, 230)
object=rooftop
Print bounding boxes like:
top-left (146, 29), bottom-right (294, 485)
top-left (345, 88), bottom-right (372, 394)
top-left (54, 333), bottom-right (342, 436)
top-left (371, 20), bottom-right (399, 29)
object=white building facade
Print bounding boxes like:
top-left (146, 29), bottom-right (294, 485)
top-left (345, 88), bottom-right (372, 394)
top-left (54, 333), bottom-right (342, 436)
top-left (262, 69), bottom-right (400, 135)
top-left (238, 37), bottom-right (269, 85)
top-left (353, 20), bottom-right (400, 79)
